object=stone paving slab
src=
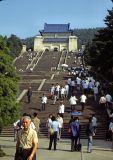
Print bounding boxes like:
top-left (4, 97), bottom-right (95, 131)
top-left (19, 83), bottom-right (41, 92)
top-left (20, 74), bottom-right (51, 80)
top-left (0, 137), bottom-right (113, 160)
top-left (34, 52), bottom-right (61, 72)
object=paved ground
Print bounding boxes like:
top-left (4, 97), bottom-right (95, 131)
top-left (0, 137), bottom-right (112, 160)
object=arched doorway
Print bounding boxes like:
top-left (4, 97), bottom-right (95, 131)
top-left (54, 47), bottom-right (58, 52)
top-left (45, 48), bottom-right (49, 52)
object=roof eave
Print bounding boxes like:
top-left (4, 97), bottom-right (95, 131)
top-left (40, 31), bottom-right (72, 33)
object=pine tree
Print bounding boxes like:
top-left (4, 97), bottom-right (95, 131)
top-left (7, 34), bottom-right (22, 57)
top-left (84, 0), bottom-right (113, 80)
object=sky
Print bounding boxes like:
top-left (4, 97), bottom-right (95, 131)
top-left (0, 0), bottom-right (112, 38)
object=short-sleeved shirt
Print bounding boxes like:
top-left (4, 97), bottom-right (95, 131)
top-left (32, 117), bottom-right (40, 133)
top-left (17, 128), bottom-right (38, 149)
top-left (93, 87), bottom-right (98, 94)
top-left (69, 96), bottom-right (78, 105)
top-left (70, 121), bottom-right (80, 137)
top-left (59, 104), bottom-right (65, 113)
top-left (60, 88), bottom-right (65, 94)
top-left (57, 117), bottom-right (63, 128)
top-left (92, 117), bottom-right (97, 127)
top-left (41, 96), bottom-right (47, 103)
top-left (47, 118), bottom-right (52, 128)
top-left (50, 121), bottom-right (59, 132)
top-left (109, 122), bottom-right (113, 131)
top-left (99, 96), bottom-right (106, 103)
top-left (80, 95), bottom-right (87, 103)
top-left (105, 94), bottom-right (112, 102)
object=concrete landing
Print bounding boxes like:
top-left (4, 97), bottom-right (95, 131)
top-left (0, 137), bottom-right (112, 160)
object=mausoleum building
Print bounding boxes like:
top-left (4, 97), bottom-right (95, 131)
top-left (34, 23), bottom-right (78, 52)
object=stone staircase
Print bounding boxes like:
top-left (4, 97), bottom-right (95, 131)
top-left (0, 105), bottom-right (108, 140)
top-left (0, 51), bottom-right (109, 140)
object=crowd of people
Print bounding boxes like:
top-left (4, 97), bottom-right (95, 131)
top-left (45, 63), bottom-right (113, 152)
top-left (13, 53), bottom-right (113, 159)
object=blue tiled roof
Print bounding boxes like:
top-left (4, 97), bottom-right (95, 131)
top-left (43, 38), bottom-right (69, 43)
top-left (43, 23), bottom-right (71, 32)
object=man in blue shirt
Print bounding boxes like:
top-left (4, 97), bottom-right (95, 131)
top-left (69, 117), bottom-right (80, 151)
top-left (48, 116), bottom-right (59, 151)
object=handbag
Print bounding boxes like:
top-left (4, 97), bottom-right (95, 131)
top-left (76, 143), bottom-right (82, 151)
top-left (49, 128), bottom-right (54, 135)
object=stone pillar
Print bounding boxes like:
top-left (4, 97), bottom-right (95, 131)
top-left (34, 36), bottom-right (43, 51)
top-left (81, 44), bottom-right (85, 51)
top-left (68, 36), bottom-right (78, 52)
top-left (21, 45), bottom-right (26, 53)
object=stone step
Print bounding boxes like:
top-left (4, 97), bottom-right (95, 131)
top-left (0, 123), bottom-right (107, 140)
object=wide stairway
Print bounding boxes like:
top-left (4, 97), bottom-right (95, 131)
top-left (0, 51), bottom-right (109, 140)
top-left (0, 76), bottom-right (108, 140)
top-left (0, 105), bottom-right (108, 140)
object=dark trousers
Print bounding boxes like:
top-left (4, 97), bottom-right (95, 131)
top-left (71, 105), bottom-right (75, 111)
top-left (81, 102), bottom-right (85, 110)
top-left (70, 86), bottom-right (75, 94)
top-left (41, 103), bottom-right (46, 111)
top-left (49, 131), bottom-right (57, 150)
top-left (112, 133), bottom-right (113, 150)
top-left (106, 130), bottom-right (112, 140)
top-left (15, 147), bottom-right (36, 160)
top-left (27, 96), bottom-right (31, 103)
top-left (100, 103), bottom-right (106, 108)
top-left (59, 113), bottom-right (64, 118)
top-left (71, 135), bottom-right (79, 151)
top-left (106, 102), bottom-right (112, 109)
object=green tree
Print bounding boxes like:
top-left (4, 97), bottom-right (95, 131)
top-left (84, 0), bottom-right (113, 80)
top-left (0, 36), bottom-right (20, 131)
top-left (21, 37), bottom-right (34, 51)
top-left (73, 28), bottom-right (100, 49)
top-left (0, 35), bottom-right (9, 54)
top-left (7, 34), bottom-right (22, 57)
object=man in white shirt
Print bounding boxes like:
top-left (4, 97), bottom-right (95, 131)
top-left (57, 113), bottom-right (63, 140)
top-left (60, 86), bottom-right (66, 99)
top-left (69, 94), bottom-right (78, 111)
top-left (64, 83), bottom-right (69, 98)
top-left (80, 93), bottom-right (87, 111)
top-left (49, 84), bottom-right (55, 99)
top-left (41, 93), bottom-right (47, 111)
top-left (55, 83), bottom-right (60, 99)
top-left (58, 101), bottom-right (65, 118)
top-left (99, 94), bottom-right (106, 108)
